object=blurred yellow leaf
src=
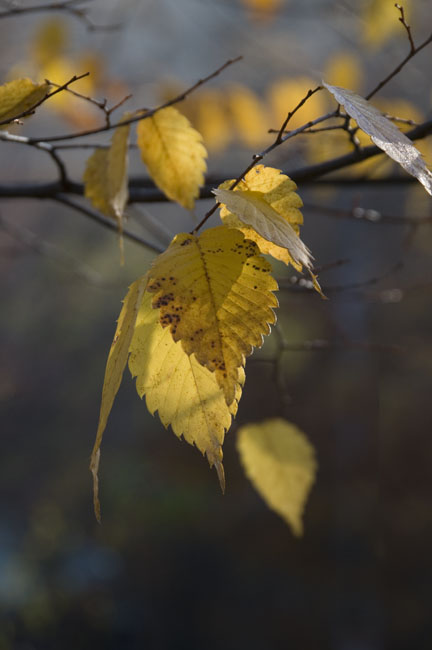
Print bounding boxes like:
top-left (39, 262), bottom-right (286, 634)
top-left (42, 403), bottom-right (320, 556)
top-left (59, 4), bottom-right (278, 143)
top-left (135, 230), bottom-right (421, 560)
top-left (83, 113), bottom-right (131, 259)
top-left (0, 78), bottom-right (49, 125)
top-left (218, 165), bottom-right (304, 269)
top-left (269, 77), bottom-right (326, 131)
top-left (146, 226), bottom-right (278, 406)
top-left (32, 17), bottom-right (68, 66)
top-left (40, 57), bottom-right (100, 128)
top-left (241, 0), bottom-right (284, 21)
top-left (324, 51), bottom-right (364, 93)
top-left (91, 276), bottom-right (147, 522)
top-left (237, 418), bottom-right (317, 535)
top-left (362, 0), bottom-right (411, 49)
top-left (137, 106), bottom-right (207, 210)
top-left (129, 291), bottom-right (245, 489)
top-left (227, 84), bottom-right (269, 148)
top-left (195, 89), bottom-right (231, 153)
top-left (83, 113), bottom-right (131, 218)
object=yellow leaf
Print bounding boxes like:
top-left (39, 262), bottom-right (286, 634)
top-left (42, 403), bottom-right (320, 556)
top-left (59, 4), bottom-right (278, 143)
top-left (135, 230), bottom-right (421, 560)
top-left (217, 165), bottom-right (304, 270)
top-left (227, 84), bottom-right (269, 148)
top-left (136, 106), bottom-right (207, 209)
top-left (214, 187), bottom-right (313, 271)
top-left (90, 276), bottom-right (147, 522)
top-left (237, 418), bottom-right (317, 535)
top-left (83, 148), bottom-right (111, 215)
top-left (83, 113), bottom-right (131, 259)
top-left (0, 78), bottom-right (49, 125)
top-left (146, 226), bottom-right (278, 406)
top-left (129, 291), bottom-right (245, 488)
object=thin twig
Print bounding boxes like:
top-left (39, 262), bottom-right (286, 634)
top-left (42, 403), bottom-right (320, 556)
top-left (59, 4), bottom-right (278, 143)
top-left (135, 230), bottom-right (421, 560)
top-left (53, 195), bottom-right (164, 254)
top-left (0, 0), bottom-right (119, 31)
top-left (366, 28), bottom-right (432, 100)
top-left (27, 57), bottom-right (243, 144)
top-left (395, 3), bottom-right (415, 53)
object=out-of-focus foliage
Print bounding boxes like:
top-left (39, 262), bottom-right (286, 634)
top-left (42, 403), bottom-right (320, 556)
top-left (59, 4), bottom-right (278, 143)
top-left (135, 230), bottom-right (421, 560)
top-left (237, 418), bottom-right (317, 535)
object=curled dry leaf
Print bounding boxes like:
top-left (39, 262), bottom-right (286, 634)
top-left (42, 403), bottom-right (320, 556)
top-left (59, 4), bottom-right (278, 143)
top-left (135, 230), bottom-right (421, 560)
top-left (323, 81), bottom-right (432, 196)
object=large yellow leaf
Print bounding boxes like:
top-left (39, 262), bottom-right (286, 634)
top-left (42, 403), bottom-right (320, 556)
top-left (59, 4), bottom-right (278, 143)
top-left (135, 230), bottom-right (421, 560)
top-left (217, 165), bottom-right (304, 270)
top-left (129, 291), bottom-right (244, 489)
top-left (213, 186), bottom-right (313, 272)
top-left (90, 276), bottom-right (147, 522)
top-left (136, 106), bottom-right (207, 209)
top-left (0, 78), bottom-right (49, 125)
top-left (237, 418), bottom-right (317, 535)
top-left (146, 226), bottom-right (278, 406)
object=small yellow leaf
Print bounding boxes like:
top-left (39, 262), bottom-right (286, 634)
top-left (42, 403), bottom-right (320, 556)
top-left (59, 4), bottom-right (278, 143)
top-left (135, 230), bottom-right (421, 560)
top-left (218, 165), bottom-right (304, 270)
top-left (137, 106), bottom-right (207, 209)
top-left (0, 78), bottom-right (50, 125)
top-left (83, 148), bottom-right (111, 215)
top-left (146, 226), bottom-right (278, 406)
top-left (83, 113), bottom-right (131, 259)
top-left (214, 187), bottom-right (313, 271)
top-left (237, 418), bottom-right (317, 535)
top-left (129, 291), bottom-right (244, 488)
top-left (90, 276), bottom-right (147, 522)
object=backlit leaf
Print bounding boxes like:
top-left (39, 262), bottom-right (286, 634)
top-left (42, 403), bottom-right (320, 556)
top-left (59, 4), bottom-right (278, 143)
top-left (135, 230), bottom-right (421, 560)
top-left (129, 291), bottom-right (245, 489)
top-left (237, 418), bottom-right (317, 535)
top-left (213, 187), bottom-right (313, 271)
top-left (0, 78), bottom-right (49, 125)
top-left (146, 226), bottom-right (278, 406)
top-left (137, 106), bottom-right (207, 209)
top-left (90, 276), bottom-right (147, 522)
top-left (323, 82), bottom-right (432, 196)
top-left (218, 165), bottom-right (304, 270)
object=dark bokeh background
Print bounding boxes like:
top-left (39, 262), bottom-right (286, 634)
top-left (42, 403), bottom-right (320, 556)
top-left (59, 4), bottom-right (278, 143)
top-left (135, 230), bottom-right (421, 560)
top-left (1, 1), bottom-right (432, 649)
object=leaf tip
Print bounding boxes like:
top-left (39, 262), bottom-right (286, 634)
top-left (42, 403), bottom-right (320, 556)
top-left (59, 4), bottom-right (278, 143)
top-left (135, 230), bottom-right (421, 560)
top-left (215, 460), bottom-right (226, 494)
top-left (90, 448), bottom-right (102, 523)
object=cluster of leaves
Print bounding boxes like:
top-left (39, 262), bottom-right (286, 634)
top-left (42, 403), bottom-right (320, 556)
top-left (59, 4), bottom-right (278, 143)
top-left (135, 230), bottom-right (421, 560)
top-left (82, 94), bottom-right (319, 531)
top-left (1, 0), bottom-right (431, 534)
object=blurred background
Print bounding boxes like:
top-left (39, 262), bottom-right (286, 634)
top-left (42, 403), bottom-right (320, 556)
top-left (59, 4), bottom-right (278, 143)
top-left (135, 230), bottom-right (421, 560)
top-left (1, 0), bottom-right (432, 648)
